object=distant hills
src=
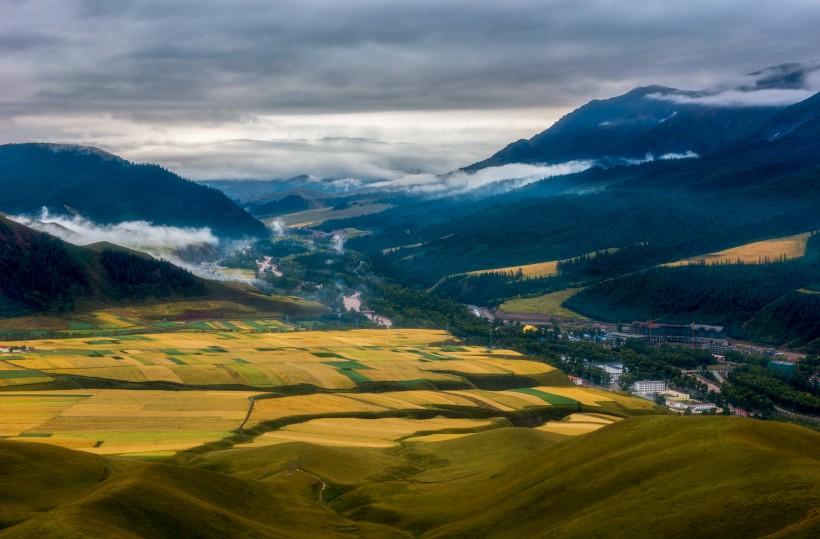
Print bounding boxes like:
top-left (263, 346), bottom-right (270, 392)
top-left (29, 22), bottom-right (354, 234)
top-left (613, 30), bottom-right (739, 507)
top-left (1, 416), bottom-right (818, 537)
top-left (328, 87), bottom-right (820, 346)
top-left (0, 144), bottom-right (268, 238)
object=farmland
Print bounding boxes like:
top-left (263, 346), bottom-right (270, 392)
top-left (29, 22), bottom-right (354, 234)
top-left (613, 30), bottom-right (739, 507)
top-left (0, 298), bottom-right (317, 338)
top-left (665, 232), bottom-right (813, 267)
top-left (0, 326), bottom-right (661, 458)
top-left (466, 259), bottom-right (559, 278)
top-left (0, 329), bottom-right (564, 390)
top-left (241, 416), bottom-right (503, 448)
top-left (498, 288), bottom-right (587, 317)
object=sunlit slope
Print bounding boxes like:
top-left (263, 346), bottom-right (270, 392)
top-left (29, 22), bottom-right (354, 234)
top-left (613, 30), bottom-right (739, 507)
top-left (328, 417), bottom-right (820, 539)
top-left (665, 232), bottom-right (813, 266)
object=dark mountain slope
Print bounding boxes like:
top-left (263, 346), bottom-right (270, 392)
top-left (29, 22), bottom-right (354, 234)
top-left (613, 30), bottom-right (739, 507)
top-left (0, 144), bottom-right (268, 238)
top-left (751, 91), bottom-right (820, 141)
top-left (0, 215), bottom-right (207, 314)
top-left (466, 86), bottom-right (781, 170)
top-left (352, 91), bottom-right (820, 286)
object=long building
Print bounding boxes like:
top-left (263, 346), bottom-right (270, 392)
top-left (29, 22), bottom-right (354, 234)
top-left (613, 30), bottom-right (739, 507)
top-left (630, 322), bottom-right (728, 353)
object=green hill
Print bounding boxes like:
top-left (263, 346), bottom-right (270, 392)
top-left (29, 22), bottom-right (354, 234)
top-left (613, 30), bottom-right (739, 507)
top-left (2, 416), bottom-right (817, 538)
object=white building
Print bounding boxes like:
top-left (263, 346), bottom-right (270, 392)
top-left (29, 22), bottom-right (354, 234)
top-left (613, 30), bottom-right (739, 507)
top-left (631, 380), bottom-right (667, 394)
top-left (667, 400), bottom-right (718, 414)
top-left (594, 363), bottom-right (624, 385)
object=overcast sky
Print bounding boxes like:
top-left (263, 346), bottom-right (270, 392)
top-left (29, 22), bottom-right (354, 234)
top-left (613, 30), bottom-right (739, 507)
top-left (2, 0), bottom-right (819, 180)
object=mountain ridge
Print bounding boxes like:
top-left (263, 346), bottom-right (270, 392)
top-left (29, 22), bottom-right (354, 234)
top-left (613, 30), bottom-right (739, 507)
top-left (0, 143), bottom-right (269, 239)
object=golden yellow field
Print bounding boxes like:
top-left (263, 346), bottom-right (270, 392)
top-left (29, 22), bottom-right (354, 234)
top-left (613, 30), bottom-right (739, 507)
top-left (665, 232), bottom-right (813, 267)
top-left (0, 384), bottom-right (645, 456)
top-left (466, 260), bottom-right (559, 278)
top-left (0, 390), bottom-right (258, 456)
top-left (536, 412), bottom-right (622, 436)
top-left (241, 416), bottom-right (501, 448)
top-left (4, 329), bottom-right (555, 390)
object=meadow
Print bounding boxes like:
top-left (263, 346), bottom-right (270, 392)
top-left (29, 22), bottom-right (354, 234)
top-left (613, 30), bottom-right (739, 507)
top-left (498, 288), bottom-right (587, 317)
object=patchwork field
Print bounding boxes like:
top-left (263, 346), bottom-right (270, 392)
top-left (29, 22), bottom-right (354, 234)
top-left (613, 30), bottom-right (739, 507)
top-left (0, 382), bottom-right (651, 457)
top-left (2, 329), bottom-right (558, 390)
top-left (0, 328), bottom-right (660, 459)
top-left (0, 299), bottom-right (307, 336)
top-left (665, 232), bottom-right (813, 267)
top-left (499, 288), bottom-right (587, 317)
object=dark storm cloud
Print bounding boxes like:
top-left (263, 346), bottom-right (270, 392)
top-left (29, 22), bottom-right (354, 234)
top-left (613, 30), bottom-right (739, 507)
top-left (4, 0), bottom-right (820, 120)
top-left (2, 0), bottom-right (819, 180)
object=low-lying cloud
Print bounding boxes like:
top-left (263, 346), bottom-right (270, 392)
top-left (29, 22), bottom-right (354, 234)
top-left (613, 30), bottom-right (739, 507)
top-left (11, 208), bottom-right (219, 253)
top-left (650, 88), bottom-right (816, 107)
top-left (370, 161), bottom-right (596, 194)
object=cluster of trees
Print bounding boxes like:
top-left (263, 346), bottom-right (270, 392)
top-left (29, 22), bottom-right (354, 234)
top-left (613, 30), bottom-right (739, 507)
top-left (0, 220), bottom-right (87, 312)
top-left (366, 284), bottom-right (488, 338)
top-left (723, 364), bottom-right (820, 416)
top-left (433, 271), bottom-right (571, 307)
top-left (100, 250), bottom-right (205, 298)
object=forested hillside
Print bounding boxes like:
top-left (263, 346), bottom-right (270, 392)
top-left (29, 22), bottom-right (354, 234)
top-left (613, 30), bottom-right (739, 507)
top-left (0, 144), bottom-right (268, 238)
top-left (0, 216), bottom-right (213, 314)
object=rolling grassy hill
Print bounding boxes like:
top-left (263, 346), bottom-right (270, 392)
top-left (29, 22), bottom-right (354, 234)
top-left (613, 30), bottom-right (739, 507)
top-left (0, 143), bottom-right (268, 238)
top-left (2, 416), bottom-right (818, 538)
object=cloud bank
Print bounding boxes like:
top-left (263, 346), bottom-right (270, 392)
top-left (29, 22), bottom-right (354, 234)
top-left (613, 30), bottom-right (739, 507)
top-left (11, 208), bottom-right (219, 253)
top-left (370, 161), bottom-right (596, 194)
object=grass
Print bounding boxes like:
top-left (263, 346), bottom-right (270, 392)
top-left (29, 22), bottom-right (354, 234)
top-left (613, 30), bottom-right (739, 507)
top-left (665, 232), bottom-right (814, 266)
top-left (499, 288), bottom-right (587, 317)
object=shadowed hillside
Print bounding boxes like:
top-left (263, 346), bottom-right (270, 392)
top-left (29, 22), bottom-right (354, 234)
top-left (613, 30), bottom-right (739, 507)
top-left (0, 144), bottom-right (268, 238)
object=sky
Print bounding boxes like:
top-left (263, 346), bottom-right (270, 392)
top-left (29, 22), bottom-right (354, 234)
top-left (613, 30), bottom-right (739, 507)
top-left (2, 0), bottom-right (820, 181)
